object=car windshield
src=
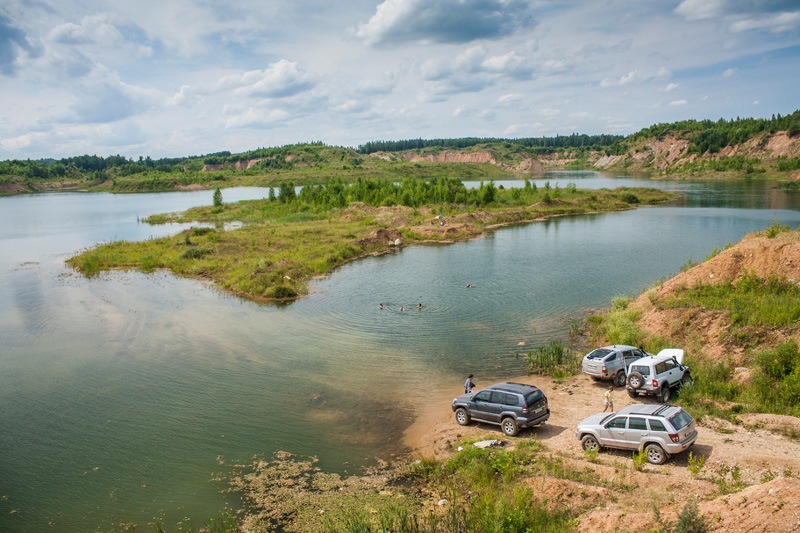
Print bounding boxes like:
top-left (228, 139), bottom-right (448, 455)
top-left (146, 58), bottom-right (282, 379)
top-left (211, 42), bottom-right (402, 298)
top-left (668, 410), bottom-right (694, 430)
top-left (630, 365), bottom-right (651, 376)
top-left (586, 348), bottom-right (613, 360)
top-left (525, 390), bottom-right (543, 405)
top-left (599, 413), bottom-right (615, 425)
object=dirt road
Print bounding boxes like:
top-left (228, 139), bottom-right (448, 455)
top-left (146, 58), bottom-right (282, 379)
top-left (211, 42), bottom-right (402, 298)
top-left (403, 373), bottom-right (800, 532)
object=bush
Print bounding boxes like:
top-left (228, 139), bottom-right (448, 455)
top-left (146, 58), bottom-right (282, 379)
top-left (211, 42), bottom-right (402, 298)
top-left (266, 284), bottom-right (298, 299)
top-left (181, 247), bottom-right (211, 260)
top-left (765, 217), bottom-right (789, 238)
top-left (525, 340), bottom-right (579, 377)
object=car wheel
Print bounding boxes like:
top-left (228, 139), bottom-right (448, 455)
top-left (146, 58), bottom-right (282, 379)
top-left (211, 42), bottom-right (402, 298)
top-left (645, 443), bottom-right (668, 465)
top-left (628, 371), bottom-right (644, 389)
top-left (659, 385), bottom-right (671, 403)
top-left (501, 417), bottom-right (519, 437)
top-left (681, 373), bottom-right (693, 387)
top-left (454, 408), bottom-right (471, 426)
top-left (627, 389), bottom-right (639, 398)
top-left (614, 371), bottom-right (626, 387)
top-left (581, 434), bottom-right (600, 453)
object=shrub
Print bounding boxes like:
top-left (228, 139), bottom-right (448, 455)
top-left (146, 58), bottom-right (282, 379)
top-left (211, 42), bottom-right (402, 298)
top-left (670, 499), bottom-right (708, 533)
top-left (525, 339), bottom-right (579, 377)
top-left (687, 452), bottom-right (706, 478)
top-left (266, 284), bottom-right (298, 299)
top-left (631, 449), bottom-right (647, 472)
top-left (181, 247), bottom-right (211, 260)
top-left (765, 216), bottom-right (789, 238)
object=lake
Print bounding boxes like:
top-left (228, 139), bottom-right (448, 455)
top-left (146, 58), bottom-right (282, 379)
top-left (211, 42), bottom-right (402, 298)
top-left (2, 172), bottom-right (800, 531)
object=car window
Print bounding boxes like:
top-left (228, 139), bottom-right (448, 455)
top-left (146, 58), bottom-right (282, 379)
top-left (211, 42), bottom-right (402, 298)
top-left (631, 365), bottom-right (651, 376)
top-left (668, 410), bottom-right (694, 430)
top-left (586, 348), bottom-right (612, 360)
top-left (649, 419), bottom-right (667, 432)
top-left (665, 360), bottom-right (676, 371)
top-left (633, 349), bottom-right (645, 358)
top-left (628, 417), bottom-right (648, 430)
top-left (501, 393), bottom-right (519, 406)
top-left (607, 353), bottom-right (617, 361)
top-left (655, 362), bottom-right (666, 374)
top-left (489, 391), bottom-right (505, 404)
top-left (474, 391), bottom-right (491, 402)
top-left (622, 350), bottom-right (632, 359)
top-left (606, 417), bottom-right (627, 429)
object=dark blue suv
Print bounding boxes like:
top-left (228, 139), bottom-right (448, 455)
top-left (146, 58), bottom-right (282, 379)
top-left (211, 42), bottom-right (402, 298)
top-left (451, 382), bottom-right (550, 436)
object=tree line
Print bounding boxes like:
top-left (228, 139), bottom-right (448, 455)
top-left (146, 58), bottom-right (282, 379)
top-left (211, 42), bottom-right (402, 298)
top-left (2, 110), bottom-right (798, 182)
top-left (613, 110), bottom-right (800, 155)
top-left (356, 134), bottom-right (624, 154)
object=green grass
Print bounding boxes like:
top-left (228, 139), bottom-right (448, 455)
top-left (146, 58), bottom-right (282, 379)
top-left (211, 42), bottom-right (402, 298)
top-left (68, 181), bottom-right (675, 302)
top-left (227, 445), bottom-right (578, 533)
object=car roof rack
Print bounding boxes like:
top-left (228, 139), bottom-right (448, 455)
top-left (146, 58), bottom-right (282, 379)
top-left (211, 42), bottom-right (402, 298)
top-left (652, 405), bottom-right (672, 416)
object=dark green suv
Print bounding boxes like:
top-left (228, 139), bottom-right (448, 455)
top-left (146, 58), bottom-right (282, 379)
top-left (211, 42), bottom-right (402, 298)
top-left (451, 382), bottom-right (550, 436)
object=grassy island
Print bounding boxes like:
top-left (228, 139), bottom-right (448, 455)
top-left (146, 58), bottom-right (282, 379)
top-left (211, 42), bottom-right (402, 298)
top-left (67, 177), bottom-right (675, 301)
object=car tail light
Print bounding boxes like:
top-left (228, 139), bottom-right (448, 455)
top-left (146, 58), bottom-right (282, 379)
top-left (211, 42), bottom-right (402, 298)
top-left (669, 433), bottom-right (679, 443)
top-left (601, 365), bottom-right (607, 374)
top-left (652, 379), bottom-right (659, 389)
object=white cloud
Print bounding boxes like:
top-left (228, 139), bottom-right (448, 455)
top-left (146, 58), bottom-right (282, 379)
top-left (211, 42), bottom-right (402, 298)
top-left (353, 0), bottom-right (534, 46)
top-left (723, 68), bottom-right (737, 77)
top-left (676, 0), bottom-right (800, 32)
top-left (730, 11), bottom-right (800, 33)
top-left (225, 107), bottom-right (291, 128)
top-left (0, 0), bottom-right (797, 159)
top-left (48, 15), bottom-right (123, 46)
top-left (217, 60), bottom-right (315, 99)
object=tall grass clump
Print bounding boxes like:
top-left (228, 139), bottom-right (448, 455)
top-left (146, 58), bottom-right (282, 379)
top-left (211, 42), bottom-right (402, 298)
top-left (595, 296), bottom-right (645, 347)
top-left (679, 358), bottom-right (743, 419)
top-left (752, 340), bottom-right (800, 415)
top-left (765, 216), bottom-right (790, 238)
top-left (525, 339), bottom-right (580, 377)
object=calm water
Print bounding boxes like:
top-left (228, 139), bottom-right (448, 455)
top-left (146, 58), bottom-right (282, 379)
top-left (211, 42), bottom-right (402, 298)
top-left (2, 174), bottom-right (800, 531)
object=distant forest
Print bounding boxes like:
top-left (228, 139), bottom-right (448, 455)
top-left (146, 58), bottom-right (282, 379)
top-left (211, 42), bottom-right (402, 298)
top-left (354, 134), bottom-right (624, 154)
top-left (613, 110), bottom-right (800, 155)
top-left (1, 111), bottom-right (798, 182)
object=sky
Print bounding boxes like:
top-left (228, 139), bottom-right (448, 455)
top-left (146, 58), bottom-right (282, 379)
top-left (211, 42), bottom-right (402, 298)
top-left (0, 0), bottom-right (798, 160)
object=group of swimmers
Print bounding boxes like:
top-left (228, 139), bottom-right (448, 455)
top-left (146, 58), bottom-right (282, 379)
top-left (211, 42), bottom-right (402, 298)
top-left (379, 302), bottom-right (422, 311)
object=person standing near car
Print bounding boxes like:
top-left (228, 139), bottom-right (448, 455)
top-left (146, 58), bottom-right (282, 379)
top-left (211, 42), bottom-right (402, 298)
top-left (603, 385), bottom-right (614, 412)
top-left (464, 374), bottom-right (475, 394)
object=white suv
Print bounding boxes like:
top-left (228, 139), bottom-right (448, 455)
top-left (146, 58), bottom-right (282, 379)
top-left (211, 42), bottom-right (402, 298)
top-left (625, 349), bottom-right (692, 403)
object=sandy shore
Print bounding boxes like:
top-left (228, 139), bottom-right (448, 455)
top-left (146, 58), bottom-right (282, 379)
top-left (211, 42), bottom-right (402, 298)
top-left (401, 373), bottom-right (616, 459)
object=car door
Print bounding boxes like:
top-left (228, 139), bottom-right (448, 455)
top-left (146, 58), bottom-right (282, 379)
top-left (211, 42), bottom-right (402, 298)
top-left (661, 359), bottom-right (681, 387)
top-left (599, 416), bottom-right (628, 448)
top-left (469, 390), bottom-right (494, 422)
top-left (621, 416), bottom-right (650, 449)
top-left (470, 390), bottom-right (504, 423)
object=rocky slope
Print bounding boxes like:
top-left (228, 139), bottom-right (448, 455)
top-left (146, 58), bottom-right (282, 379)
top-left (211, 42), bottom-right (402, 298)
top-left (594, 131), bottom-right (800, 177)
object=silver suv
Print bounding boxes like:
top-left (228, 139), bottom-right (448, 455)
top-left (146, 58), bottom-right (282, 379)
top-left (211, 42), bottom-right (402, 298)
top-left (581, 345), bottom-right (649, 386)
top-left (451, 382), bottom-right (550, 436)
top-left (576, 404), bottom-right (698, 464)
top-left (626, 349), bottom-right (692, 403)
